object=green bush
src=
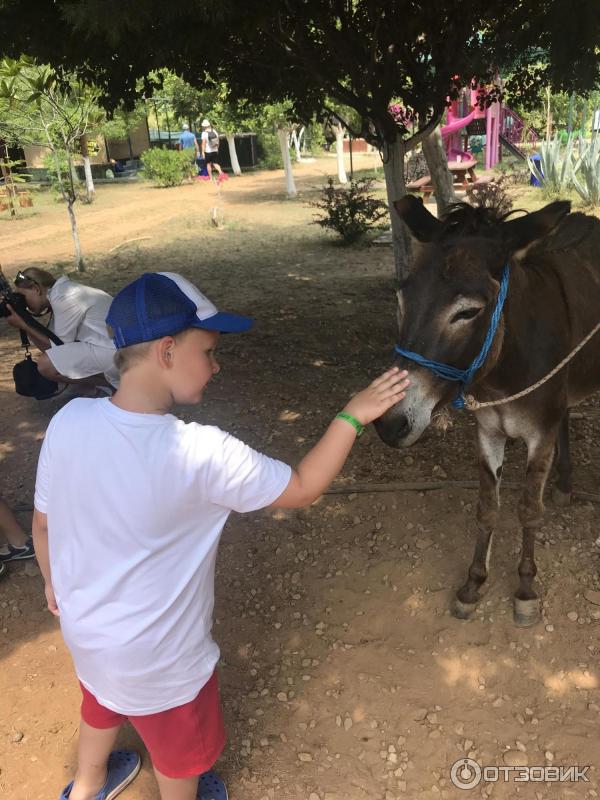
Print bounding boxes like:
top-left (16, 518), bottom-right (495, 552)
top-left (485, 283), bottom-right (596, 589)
top-left (309, 177), bottom-right (388, 244)
top-left (42, 150), bottom-right (82, 201)
top-left (141, 147), bottom-right (196, 187)
top-left (256, 133), bottom-right (284, 170)
top-left (303, 123), bottom-right (327, 156)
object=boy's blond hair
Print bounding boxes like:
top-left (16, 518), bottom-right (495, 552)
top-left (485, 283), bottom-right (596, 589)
top-left (112, 330), bottom-right (191, 374)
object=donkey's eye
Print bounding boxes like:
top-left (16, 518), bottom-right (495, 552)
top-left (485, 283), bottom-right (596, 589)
top-left (451, 307), bottom-right (482, 323)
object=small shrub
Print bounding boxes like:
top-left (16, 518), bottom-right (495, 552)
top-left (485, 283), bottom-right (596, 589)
top-left (140, 147), bottom-right (196, 187)
top-left (256, 132), bottom-right (284, 170)
top-left (466, 175), bottom-right (513, 217)
top-left (310, 177), bottom-right (388, 244)
top-left (303, 123), bottom-right (327, 156)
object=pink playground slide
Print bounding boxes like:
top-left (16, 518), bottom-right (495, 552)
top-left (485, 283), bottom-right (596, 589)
top-left (441, 107), bottom-right (478, 138)
top-left (442, 89), bottom-right (490, 164)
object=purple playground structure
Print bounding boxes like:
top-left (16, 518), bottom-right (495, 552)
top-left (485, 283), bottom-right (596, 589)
top-left (443, 87), bottom-right (538, 169)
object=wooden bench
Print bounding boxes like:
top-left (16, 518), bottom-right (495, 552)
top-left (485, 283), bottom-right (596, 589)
top-left (406, 174), bottom-right (435, 200)
top-left (407, 171), bottom-right (492, 200)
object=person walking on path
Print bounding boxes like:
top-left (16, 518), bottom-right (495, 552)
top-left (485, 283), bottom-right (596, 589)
top-left (178, 123), bottom-right (200, 160)
top-left (200, 119), bottom-right (227, 183)
top-left (33, 271), bottom-right (410, 800)
top-left (178, 123), bottom-right (200, 184)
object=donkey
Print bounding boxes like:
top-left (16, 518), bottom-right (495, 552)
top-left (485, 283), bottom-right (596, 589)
top-left (374, 195), bottom-right (600, 626)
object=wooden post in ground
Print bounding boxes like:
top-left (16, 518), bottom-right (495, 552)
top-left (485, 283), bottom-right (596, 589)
top-left (0, 144), bottom-right (18, 218)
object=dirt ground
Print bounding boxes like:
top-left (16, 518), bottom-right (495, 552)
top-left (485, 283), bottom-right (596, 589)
top-left (1, 155), bottom-right (599, 800)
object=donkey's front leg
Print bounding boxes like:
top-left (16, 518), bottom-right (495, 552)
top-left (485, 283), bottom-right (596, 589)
top-left (513, 432), bottom-right (557, 627)
top-left (552, 411), bottom-right (572, 506)
top-left (454, 426), bottom-right (506, 619)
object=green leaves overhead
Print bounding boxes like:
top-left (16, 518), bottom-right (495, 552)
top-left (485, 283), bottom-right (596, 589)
top-left (1, 1), bottom-right (599, 148)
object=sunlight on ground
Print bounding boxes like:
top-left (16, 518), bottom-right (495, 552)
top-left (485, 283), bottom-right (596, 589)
top-left (403, 592), bottom-right (424, 611)
top-left (437, 653), bottom-right (504, 691)
top-left (438, 649), bottom-right (599, 696)
top-left (539, 667), bottom-right (598, 694)
top-left (278, 410), bottom-right (302, 422)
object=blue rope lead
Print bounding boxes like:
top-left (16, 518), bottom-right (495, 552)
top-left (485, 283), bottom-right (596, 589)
top-left (395, 263), bottom-right (510, 409)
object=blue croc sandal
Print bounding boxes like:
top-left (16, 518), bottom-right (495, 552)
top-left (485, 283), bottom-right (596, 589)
top-left (197, 771), bottom-right (228, 800)
top-left (60, 749), bottom-right (141, 800)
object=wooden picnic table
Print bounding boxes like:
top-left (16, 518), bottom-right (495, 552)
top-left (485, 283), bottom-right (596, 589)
top-left (406, 157), bottom-right (481, 200)
top-left (447, 158), bottom-right (478, 188)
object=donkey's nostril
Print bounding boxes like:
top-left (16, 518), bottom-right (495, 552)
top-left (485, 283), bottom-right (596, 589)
top-left (373, 413), bottom-right (412, 448)
top-left (396, 415), bottom-right (410, 440)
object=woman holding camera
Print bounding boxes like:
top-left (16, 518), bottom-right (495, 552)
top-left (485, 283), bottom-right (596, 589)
top-left (5, 267), bottom-right (119, 392)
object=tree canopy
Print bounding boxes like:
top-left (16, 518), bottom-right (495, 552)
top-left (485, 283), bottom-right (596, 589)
top-left (2, 0), bottom-right (599, 275)
top-left (2, 0), bottom-right (599, 148)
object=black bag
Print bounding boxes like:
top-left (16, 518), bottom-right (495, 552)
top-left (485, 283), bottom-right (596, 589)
top-left (12, 314), bottom-right (63, 400)
top-left (13, 351), bottom-right (59, 400)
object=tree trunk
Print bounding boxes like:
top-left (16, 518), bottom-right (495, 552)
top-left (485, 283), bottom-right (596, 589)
top-left (546, 86), bottom-right (553, 140)
top-left (277, 128), bottom-right (297, 197)
top-left (290, 127), bottom-right (302, 162)
top-left (67, 198), bottom-right (85, 272)
top-left (334, 123), bottom-right (348, 184)
top-left (80, 135), bottom-right (95, 202)
top-left (82, 157), bottom-right (95, 201)
top-left (226, 133), bottom-right (242, 175)
top-left (0, 151), bottom-right (18, 218)
top-left (382, 137), bottom-right (412, 282)
top-left (422, 126), bottom-right (456, 216)
top-left (68, 158), bottom-right (79, 191)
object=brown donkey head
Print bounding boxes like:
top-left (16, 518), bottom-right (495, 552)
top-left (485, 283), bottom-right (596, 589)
top-left (373, 196), bottom-right (570, 448)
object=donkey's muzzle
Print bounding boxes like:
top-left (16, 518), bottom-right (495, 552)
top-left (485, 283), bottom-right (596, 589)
top-left (373, 413), bottom-right (411, 448)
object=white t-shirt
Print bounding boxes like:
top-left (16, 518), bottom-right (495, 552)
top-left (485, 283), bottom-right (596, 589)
top-left (201, 129), bottom-right (219, 154)
top-left (35, 398), bottom-right (291, 715)
top-left (48, 276), bottom-right (114, 348)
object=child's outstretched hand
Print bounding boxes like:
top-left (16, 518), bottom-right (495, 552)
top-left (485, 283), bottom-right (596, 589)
top-left (343, 367), bottom-right (410, 425)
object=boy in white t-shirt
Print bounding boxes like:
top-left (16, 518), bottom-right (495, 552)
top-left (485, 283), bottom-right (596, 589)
top-left (33, 272), bottom-right (409, 800)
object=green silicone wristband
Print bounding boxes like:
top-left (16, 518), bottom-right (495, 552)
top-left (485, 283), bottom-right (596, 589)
top-left (335, 411), bottom-right (365, 438)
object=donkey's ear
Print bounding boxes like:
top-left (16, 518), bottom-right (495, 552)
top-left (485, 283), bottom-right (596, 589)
top-left (502, 201), bottom-right (571, 255)
top-left (394, 195), bottom-right (443, 242)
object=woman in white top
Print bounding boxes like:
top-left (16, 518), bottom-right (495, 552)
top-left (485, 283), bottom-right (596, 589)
top-left (5, 267), bottom-right (119, 390)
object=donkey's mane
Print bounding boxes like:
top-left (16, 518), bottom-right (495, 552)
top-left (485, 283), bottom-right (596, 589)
top-left (438, 202), bottom-right (600, 254)
top-left (438, 202), bottom-right (513, 238)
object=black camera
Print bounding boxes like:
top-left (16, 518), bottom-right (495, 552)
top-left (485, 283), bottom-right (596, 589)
top-left (0, 272), bottom-right (29, 318)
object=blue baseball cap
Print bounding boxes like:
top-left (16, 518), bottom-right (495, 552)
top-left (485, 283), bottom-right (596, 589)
top-left (107, 272), bottom-right (253, 349)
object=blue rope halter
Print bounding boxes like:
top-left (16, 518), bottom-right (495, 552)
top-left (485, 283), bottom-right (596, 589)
top-left (395, 263), bottom-right (510, 409)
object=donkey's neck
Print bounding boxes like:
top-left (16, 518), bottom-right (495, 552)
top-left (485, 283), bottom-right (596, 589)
top-left (474, 262), bottom-right (570, 401)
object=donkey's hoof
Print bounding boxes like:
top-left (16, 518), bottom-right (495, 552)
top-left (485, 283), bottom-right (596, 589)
top-left (453, 597), bottom-right (478, 620)
top-left (514, 597), bottom-right (541, 627)
top-left (552, 487), bottom-right (572, 507)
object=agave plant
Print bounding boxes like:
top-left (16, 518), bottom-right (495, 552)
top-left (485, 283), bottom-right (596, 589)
top-left (528, 135), bottom-right (575, 198)
top-left (572, 133), bottom-right (600, 206)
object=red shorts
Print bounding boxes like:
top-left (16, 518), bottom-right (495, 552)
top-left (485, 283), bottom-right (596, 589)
top-left (80, 672), bottom-right (226, 779)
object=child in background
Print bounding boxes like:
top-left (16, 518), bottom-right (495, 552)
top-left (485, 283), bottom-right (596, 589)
top-left (0, 497), bottom-right (35, 579)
